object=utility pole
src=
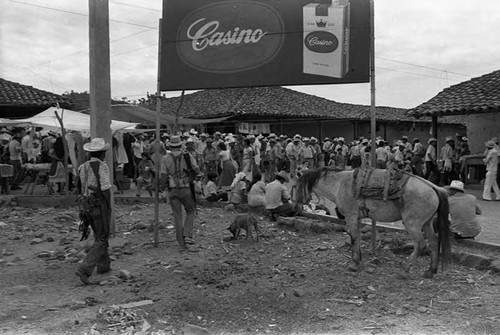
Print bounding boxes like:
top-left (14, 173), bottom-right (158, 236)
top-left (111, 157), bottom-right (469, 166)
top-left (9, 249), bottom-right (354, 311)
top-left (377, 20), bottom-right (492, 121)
top-left (89, 0), bottom-right (114, 233)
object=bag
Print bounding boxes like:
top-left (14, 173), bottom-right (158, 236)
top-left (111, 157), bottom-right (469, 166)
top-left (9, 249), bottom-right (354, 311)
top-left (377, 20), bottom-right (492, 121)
top-left (76, 194), bottom-right (101, 213)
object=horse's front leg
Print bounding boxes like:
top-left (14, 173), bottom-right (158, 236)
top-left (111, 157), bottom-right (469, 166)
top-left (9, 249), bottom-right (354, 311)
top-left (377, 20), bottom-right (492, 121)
top-left (346, 217), bottom-right (362, 272)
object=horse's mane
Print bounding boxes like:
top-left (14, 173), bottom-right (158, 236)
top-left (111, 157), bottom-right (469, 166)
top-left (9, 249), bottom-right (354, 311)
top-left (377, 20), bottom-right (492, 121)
top-left (295, 167), bottom-right (335, 203)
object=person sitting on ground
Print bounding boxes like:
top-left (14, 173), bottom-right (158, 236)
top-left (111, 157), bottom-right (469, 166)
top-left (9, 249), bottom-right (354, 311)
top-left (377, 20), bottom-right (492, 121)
top-left (247, 172), bottom-right (266, 207)
top-left (265, 170), bottom-right (298, 220)
top-left (447, 180), bottom-right (482, 239)
top-left (229, 172), bottom-right (248, 205)
top-left (204, 172), bottom-right (228, 202)
top-left (136, 152), bottom-right (155, 197)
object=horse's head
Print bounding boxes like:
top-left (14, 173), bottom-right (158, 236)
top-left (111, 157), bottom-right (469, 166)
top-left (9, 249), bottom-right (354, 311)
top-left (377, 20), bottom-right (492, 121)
top-left (293, 167), bottom-right (334, 206)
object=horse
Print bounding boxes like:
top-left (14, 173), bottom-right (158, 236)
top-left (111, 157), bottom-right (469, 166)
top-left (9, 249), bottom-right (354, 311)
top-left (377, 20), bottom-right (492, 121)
top-left (294, 167), bottom-right (452, 278)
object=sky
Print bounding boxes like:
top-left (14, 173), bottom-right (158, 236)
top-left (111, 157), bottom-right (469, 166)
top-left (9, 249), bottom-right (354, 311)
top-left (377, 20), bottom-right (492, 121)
top-left (1, 0), bottom-right (500, 109)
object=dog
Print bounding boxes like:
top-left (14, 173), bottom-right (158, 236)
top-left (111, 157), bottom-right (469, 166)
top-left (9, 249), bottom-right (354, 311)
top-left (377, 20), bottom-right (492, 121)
top-left (227, 214), bottom-right (259, 242)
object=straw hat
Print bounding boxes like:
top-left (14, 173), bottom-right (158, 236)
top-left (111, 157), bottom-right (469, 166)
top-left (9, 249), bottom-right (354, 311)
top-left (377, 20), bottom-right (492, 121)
top-left (277, 170), bottom-right (290, 183)
top-left (449, 180), bottom-right (464, 192)
top-left (83, 138), bottom-right (110, 152)
top-left (338, 137), bottom-right (345, 142)
top-left (445, 136), bottom-right (454, 142)
top-left (428, 137), bottom-right (437, 144)
top-left (485, 140), bottom-right (496, 149)
top-left (169, 135), bottom-right (183, 147)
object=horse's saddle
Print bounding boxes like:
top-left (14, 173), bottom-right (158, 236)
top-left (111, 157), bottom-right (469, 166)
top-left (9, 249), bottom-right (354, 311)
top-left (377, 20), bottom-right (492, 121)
top-left (352, 166), bottom-right (410, 201)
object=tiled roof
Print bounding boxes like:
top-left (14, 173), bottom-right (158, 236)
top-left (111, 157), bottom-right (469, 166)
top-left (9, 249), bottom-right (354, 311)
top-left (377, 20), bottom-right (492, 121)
top-left (79, 104), bottom-right (175, 124)
top-left (159, 86), bottom-right (460, 124)
top-left (408, 69), bottom-right (500, 117)
top-left (0, 78), bottom-right (72, 107)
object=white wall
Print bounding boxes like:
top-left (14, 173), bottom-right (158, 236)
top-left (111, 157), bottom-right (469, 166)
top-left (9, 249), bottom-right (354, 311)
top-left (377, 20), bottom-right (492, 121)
top-left (465, 113), bottom-right (500, 154)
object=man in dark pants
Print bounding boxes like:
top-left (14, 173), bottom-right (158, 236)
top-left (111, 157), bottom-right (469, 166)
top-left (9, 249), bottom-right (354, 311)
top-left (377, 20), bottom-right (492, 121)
top-left (75, 138), bottom-right (112, 285)
top-left (164, 136), bottom-right (201, 252)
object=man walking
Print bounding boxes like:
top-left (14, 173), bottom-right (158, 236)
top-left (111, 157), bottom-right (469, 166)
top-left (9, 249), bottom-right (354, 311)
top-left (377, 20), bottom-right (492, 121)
top-left (75, 138), bottom-right (112, 285)
top-left (482, 140), bottom-right (500, 201)
top-left (164, 136), bottom-right (201, 251)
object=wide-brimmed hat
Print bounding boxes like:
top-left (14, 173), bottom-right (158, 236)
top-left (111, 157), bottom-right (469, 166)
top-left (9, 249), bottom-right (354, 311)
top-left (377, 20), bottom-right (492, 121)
top-left (277, 170), bottom-right (289, 183)
top-left (445, 136), bottom-right (454, 142)
top-left (485, 140), bottom-right (496, 148)
top-left (361, 138), bottom-right (369, 144)
top-left (169, 135), bottom-right (183, 147)
top-left (428, 137), bottom-right (437, 144)
top-left (449, 180), bottom-right (464, 192)
top-left (338, 137), bottom-right (345, 142)
top-left (401, 135), bottom-right (408, 140)
top-left (206, 136), bottom-right (214, 143)
top-left (83, 138), bottom-right (110, 152)
top-left (303, 137), bottom-right (310, 142)
top-left (189, 128), bottom-right (198, 135)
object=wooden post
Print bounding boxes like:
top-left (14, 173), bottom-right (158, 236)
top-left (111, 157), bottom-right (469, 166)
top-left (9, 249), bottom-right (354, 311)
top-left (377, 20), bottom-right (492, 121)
top-left (154, 19), bottom-right (162, 247)
top-left (369, 0), bottom-right (377, 254)
top-left (89, 0), bottom-right (114, 234)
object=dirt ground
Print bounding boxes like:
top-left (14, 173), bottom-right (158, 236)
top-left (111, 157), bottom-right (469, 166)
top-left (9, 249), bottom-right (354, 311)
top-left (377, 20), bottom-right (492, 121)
top-left (1, 202), bottom-right (500, 335)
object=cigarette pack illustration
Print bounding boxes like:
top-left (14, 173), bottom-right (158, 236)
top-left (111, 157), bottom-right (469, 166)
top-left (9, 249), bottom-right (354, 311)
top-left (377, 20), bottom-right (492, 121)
top-left (303, 0), bottom-right (350, 78)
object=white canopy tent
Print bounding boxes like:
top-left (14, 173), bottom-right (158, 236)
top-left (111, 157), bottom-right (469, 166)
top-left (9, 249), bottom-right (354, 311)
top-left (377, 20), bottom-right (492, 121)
top-left (0, 107), bottom-right (138, 135)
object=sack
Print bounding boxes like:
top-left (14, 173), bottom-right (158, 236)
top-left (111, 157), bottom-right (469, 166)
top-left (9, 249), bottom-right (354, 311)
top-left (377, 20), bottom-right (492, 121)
top-left (76, 194), bottom-right (100, 213)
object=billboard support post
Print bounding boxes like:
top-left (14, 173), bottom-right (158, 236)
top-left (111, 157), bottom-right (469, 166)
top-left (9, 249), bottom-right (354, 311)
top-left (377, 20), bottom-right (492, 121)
top-left (369, 0), bottom-right (376, 167)
top-left (154, 19), bottom-right (163, 247)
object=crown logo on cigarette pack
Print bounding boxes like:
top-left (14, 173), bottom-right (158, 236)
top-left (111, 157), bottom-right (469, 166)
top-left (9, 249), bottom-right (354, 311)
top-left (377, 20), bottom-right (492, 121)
top-left (316, 19), bottom-right (327, 27)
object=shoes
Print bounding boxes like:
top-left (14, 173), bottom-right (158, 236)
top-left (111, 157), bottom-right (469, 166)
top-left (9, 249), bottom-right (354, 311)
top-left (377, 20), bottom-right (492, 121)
top-left (481, 198), bottom-right (492, 201)
top-left (96, 267), bottom-right (111, 274)
top-left (179, 244), bottom-right (188, 253)
top-left (136, 193), bottom-right (141, 197)
top-left (184, 237), bottom-right (196, 245)
top-left (75, 269), bottom-right (92, 285)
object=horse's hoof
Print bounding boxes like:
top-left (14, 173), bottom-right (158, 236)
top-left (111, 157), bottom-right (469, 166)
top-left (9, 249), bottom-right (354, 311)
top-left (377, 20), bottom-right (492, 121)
top-left (423, 270), bottom-right (434, 279)
top-left (348, 263), bottom-right (359, 272)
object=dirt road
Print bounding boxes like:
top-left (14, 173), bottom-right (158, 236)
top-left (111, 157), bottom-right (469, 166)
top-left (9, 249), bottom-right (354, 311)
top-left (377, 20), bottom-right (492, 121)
top-left (1, 203), bottom-right (499, 334)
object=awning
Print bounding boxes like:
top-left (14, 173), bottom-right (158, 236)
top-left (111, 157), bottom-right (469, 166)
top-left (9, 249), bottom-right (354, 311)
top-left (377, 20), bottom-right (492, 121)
top-left (0, 107), bottom-right (138, 135)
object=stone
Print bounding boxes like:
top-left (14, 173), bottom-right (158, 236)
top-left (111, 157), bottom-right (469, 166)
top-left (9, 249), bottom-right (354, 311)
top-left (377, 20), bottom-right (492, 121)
top-left (118, 270), bottom-right (132, 280)
top-left (69, 301), bottom-right (87, 310)
top-left (0, 221), bottom-right (8, 228)
top-left (490, 259), bottom-right (500, 273)
top-left (2, 250), bottom-right (13, 256)
top-left (417, 306), bottom-right (428, 313)
top-left (224, 204), bottom-right (235, 212)
top-left (37, 251), bottom-right (52, 258)
top-left (183, 324), bottom-right (209, 335)
top-left (46, 237), bottom-right (55, 243)
top-left (293, 289), bottom-right (305, 297)
top-left (34, 232), bottom-right (44, 238)
top-left (316, 246), bottom-right (329, 251)
top-left (30, 238), bottom-right (44, 245)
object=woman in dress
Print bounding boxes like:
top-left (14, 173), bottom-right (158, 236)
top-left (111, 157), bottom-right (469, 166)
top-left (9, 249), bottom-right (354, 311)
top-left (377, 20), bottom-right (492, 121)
top-left (242, 139), bottom-right (254, 180)
top-left (217, 142), bottom-right (237, 189)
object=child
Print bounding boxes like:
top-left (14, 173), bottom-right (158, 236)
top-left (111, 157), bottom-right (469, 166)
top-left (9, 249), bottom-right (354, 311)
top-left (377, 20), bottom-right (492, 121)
top-left (328, 153), bottom-right (336, 166)
top-left (333, 147), bottom-right (346, 170)
top-left (205, 172), bottom-right (228, 202)
top-left (136, 152), bottom-right (155, 197)
top-left (229, 172), bottom-right (248, 205)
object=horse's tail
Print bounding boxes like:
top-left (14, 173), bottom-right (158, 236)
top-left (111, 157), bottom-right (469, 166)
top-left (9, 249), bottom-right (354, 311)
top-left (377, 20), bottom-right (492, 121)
top-left (434, 186), bottom-right (452, 271)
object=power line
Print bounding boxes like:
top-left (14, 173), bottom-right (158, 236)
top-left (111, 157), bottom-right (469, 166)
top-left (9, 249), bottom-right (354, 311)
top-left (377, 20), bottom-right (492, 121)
top-left (112, 1), bottom-right (161, 12)
top-left (377, 66), bottom-right (461, 82)
top-left (8, 0), bottom-right (157, 29)
top-left (376, 56), bottom-right (472, 77)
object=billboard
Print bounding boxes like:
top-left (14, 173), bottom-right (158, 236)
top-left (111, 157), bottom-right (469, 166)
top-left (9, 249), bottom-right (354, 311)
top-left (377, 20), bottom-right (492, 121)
top-left (160, 0), bottom-right (370, 91)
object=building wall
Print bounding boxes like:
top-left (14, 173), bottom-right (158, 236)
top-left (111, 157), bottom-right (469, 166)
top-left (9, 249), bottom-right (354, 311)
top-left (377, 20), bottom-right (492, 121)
top-left (463, 113), bottom-right (500, 154)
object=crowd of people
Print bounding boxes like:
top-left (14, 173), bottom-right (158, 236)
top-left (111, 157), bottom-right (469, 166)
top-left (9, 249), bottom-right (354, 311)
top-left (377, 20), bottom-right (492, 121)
top-left (1, 127), bottom-right (499, 197)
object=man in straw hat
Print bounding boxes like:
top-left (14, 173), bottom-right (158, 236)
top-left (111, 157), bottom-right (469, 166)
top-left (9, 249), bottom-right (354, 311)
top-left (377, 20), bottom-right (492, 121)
top-left (163, 135), bottom-right (201, 251)
top-left (482, 140), bottom-right (500, 201)
top-left (447, 180), bottom-right (481, 239)
top-left (75, 138), bottom-right (112, 285)
top-left (424, 138), bottom-right (438, 183)
top-left (440, 136), bottom-right (456, 185)
top-left (265, 171), bottom-right (298, 221)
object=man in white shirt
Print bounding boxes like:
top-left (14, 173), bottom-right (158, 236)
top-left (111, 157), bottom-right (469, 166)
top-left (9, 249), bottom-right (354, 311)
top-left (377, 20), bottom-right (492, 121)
top-left (265, 171), bottom-right (297, 220)
top-left (482, 140), bottom-right (500, 201)
top-left (448, 180), bottom-right (481, 239)
top-left (424, 138), bottom-right (438, 184)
